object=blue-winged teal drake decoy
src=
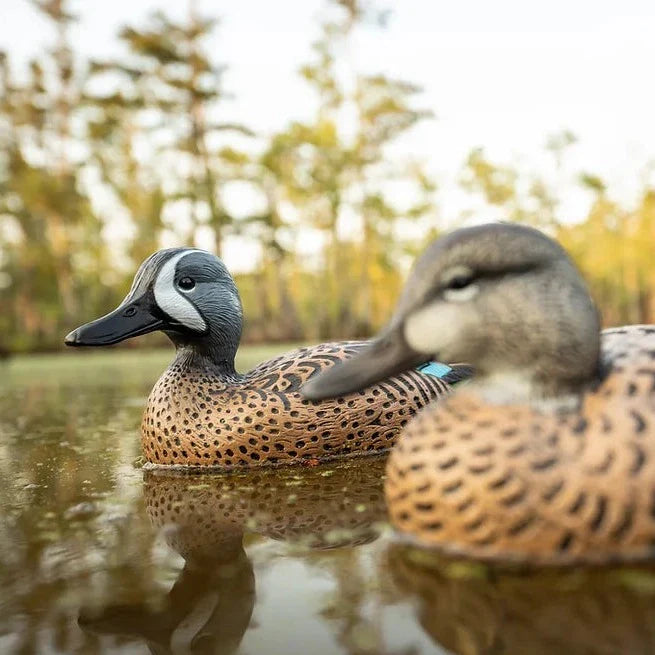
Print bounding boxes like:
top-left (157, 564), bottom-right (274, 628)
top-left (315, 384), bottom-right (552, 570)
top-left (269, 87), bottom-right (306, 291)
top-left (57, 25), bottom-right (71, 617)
top-left (65, 248), bottom-right (466, 468)
top-left (302, 223), bottom-right (655, 564)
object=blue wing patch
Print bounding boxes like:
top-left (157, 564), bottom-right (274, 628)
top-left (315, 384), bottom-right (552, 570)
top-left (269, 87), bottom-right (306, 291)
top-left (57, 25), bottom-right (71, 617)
top-left (416, 361), bottom-right (453, 378)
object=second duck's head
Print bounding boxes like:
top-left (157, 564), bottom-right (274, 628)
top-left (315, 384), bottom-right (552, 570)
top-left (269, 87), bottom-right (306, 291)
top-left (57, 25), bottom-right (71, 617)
top-left (303, 223), bottom-right (601, 403)
top-left (65, 248), bottom-right (243, 370)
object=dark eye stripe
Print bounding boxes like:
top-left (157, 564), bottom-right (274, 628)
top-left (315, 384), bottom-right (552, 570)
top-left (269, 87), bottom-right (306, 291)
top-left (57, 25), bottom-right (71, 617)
top-left (445, 274), bottom-right (474, 290)
top-left (439, 262), bottom-right (540, 295)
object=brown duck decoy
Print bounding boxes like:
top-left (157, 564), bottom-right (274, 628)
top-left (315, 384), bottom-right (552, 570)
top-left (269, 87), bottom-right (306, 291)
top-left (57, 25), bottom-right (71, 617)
top-left (64, 248), bottom-right (468, 469)
top-left (302, 222), bottom-right (655, 564)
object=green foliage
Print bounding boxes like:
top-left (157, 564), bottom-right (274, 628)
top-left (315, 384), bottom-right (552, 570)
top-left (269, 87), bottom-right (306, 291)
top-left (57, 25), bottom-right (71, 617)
top-left (0, 0), bottom-right (107, 351)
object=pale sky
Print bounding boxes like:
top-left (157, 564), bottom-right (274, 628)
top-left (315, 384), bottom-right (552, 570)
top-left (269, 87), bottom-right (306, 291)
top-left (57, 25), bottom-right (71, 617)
top-left (2, 0), bottom-right (655, 271)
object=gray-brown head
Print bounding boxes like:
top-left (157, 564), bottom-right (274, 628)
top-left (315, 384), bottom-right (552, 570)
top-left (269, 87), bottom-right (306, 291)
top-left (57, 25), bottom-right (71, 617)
top-left (302, 223), bottom-right (601, 403)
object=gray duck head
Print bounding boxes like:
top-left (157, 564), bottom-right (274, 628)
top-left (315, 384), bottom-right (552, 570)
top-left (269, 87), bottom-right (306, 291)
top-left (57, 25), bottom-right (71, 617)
top-left (303, 223), bottom-right (601, 403)
top-left (65, 248), bottom-right (243, 372)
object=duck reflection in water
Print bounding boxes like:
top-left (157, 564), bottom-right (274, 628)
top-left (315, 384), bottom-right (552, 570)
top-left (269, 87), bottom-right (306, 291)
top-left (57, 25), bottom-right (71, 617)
top-left (78, 459), bottom-right (387, 655)
top-left (388, 544), bottom-right (655, 655)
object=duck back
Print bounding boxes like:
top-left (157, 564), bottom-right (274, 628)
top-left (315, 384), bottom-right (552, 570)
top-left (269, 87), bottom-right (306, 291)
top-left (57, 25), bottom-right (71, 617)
top-left (142, 341), bottom-right (458, 468)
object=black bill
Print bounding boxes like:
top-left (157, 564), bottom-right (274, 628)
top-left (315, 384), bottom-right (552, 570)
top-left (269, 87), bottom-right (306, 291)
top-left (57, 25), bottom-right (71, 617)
top-left (64, 291), bottom-right (163, 347)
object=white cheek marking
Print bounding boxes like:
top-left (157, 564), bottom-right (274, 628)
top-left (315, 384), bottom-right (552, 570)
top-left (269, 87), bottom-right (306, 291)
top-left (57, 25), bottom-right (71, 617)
top-left (404, 302), bottom-right (463, 355)
top-left (154, 251), bottom-right (207, 332)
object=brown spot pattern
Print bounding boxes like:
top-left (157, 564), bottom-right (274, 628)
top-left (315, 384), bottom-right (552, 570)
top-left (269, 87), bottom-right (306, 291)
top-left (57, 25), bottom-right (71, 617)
top-left (385, 326), bottom-right (655, 564)
top-left (141, 341), bottom-right (452, 468)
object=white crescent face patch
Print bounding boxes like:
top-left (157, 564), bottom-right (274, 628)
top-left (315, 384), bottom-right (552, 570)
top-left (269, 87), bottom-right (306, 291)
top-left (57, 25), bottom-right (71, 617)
top-left (153, 250), bottom-right (207, 332)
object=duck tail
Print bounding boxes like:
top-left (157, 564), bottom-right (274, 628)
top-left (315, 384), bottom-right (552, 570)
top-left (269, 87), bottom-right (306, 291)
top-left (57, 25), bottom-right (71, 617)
top-left (415, 361), bottom-right (474, 385)
top-left (441, 363), bottom-right (475, 385)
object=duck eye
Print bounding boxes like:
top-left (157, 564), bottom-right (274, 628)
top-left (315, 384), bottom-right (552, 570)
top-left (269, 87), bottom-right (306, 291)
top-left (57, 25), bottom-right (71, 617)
top-left (442, 268), bottom-right (479, 302)
top-left (178, 277), bottom-right (195, 291)
top-left (446, 274), bottom-right (474, 290)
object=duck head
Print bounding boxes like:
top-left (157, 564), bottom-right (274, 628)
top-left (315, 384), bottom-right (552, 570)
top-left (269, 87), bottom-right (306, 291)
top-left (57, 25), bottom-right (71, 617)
top-left (303, 223), bottom-right (601, 403)
top-left (65, 248), bottom-right (243, 371)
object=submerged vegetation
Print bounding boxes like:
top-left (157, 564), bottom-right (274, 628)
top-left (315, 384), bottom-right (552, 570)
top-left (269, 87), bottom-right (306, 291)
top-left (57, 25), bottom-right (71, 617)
top-left (1, 0), bottom-right (653, 354)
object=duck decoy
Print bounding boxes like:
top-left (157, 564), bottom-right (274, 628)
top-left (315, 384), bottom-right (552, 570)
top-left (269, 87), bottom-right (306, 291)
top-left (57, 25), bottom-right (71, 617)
top-left (64, 248), bottom-right (467, 468)
top-left (302, 222), bottom-right (655, 564)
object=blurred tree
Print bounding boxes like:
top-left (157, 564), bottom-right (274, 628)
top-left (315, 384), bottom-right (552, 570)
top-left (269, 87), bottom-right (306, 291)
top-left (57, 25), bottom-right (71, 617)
top-left (263, 0), bottom-right (436, 338)
top-left (94, 5), bottom-right (252, 254)
top-left (559, 185), bottom-right (655, 326)
top-left (0, 0), bottom-right (107, 351)
top-left (460, 139), bottom-right (655, 327)
top-left (2, 1), bottom-right (654, 354)
top-left (83, 64), bottom-right (166, 267)
top-left (233, 154), bottom-right (305, 342)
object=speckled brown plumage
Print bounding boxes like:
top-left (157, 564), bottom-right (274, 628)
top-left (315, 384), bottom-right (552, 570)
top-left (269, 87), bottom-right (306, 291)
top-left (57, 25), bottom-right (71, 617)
top-left (389, 544), bottom-right (655, 655)
top-left (385, 326), bottom-right (655, 564)
top-left (142, 341), bottom-right (455, 468)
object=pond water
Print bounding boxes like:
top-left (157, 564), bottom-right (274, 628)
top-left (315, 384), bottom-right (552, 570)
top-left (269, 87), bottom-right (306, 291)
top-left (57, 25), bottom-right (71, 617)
top-left (2, 348), bottom-right (655, 655)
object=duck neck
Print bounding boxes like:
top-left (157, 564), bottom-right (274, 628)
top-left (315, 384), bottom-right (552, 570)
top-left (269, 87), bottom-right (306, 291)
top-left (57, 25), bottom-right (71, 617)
top-left (175, 346), bottom-right (239, 378)
top-left (468, 365), bottom-right (599, 412)
top-left (168, 333), bottom-right (241, 379)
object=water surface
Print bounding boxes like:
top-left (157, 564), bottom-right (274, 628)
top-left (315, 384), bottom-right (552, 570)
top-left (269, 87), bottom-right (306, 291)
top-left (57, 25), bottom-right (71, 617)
top-left (1, 349), bottom-right (655, 655)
